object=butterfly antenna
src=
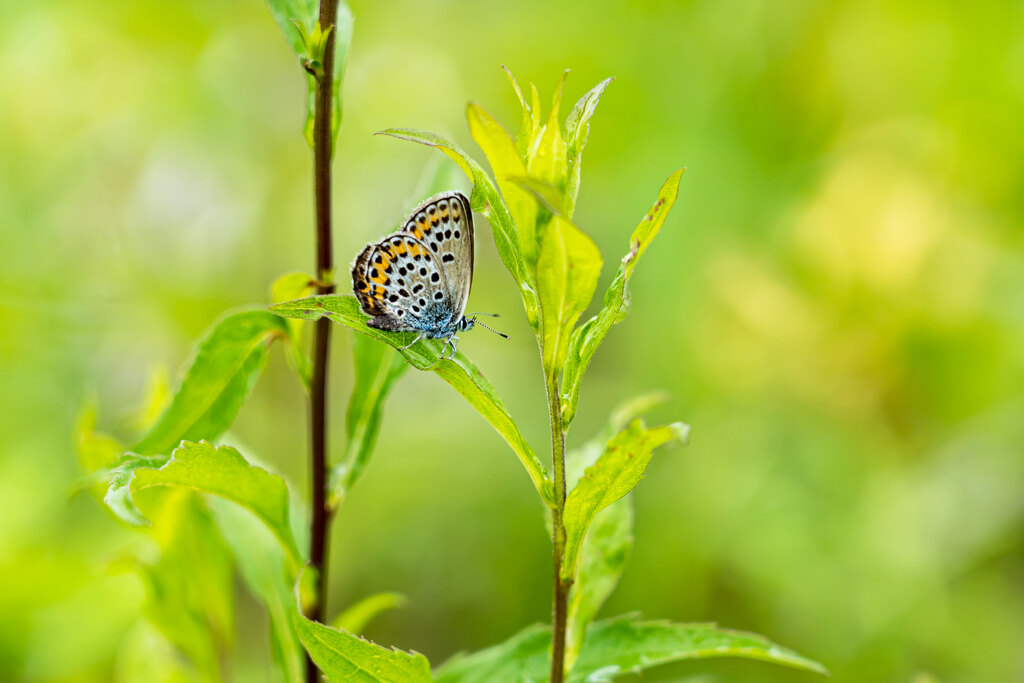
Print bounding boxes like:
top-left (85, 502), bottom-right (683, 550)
top-left (473, 318), bottom-right (509, 340)
top-left (468, 312), bottom-right (501, 317)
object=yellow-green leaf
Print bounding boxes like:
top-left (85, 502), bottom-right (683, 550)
top-left (272, 272), bottom-right (316, 389)
top-left (563, 77), bottom-right (614, 218)
top-left (264, 0), bottom-right (318, 57)
top-left (562, 169), bottom-right (683, 425)
top-left (534, 213), bottom-right (602, 377)
top-left (564, 393), bottom-right (667, 672)
top-left (132, 310), bottom-right (288, 456)
top-left (467, 103), bottom-right (539, 268)
top-left (526, 71), bottom-right (569, 192)
top-left (331, 334), bottom-right (408, 506)
top-left (331, 593), bottom-right (407, 635)
top-left (500, 65), bottom-right (534, 159)
top-left (138, 493), bottom-right (235, 681)
top-left (377, 127), bottom-right (540, 330)
top-left (561, 419), bottom-right (688, 581)
top-left (107, 441), bottom-right (303, 573)
top-left (209, 497), bottom-right (304, 683)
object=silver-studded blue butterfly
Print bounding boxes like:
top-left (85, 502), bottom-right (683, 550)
top-left (351, 191), bottom-right (506, 358)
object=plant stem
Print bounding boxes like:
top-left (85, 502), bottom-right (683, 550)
top-left (546, 374), bottom-right (569, 683)
top-left (307, 1), bottom-right (339, 682)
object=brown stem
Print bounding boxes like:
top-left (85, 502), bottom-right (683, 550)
top-left (306, 1), bottom-right (339, 682)
top-left (546, 374), bottom-right (569, 683)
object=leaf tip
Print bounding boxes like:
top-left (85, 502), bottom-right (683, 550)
top-left (669, 422), bottom-right (690, 445)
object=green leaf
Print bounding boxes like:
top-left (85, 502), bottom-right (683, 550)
top-left (264, 0), bottom-right (318, 57)
top-left (561, 169), bottom-right (684, 425)
top-left (571, 616), bottom-right (829, 680)
top-left (434, 623), bottom-right (550, 683)
top-left (563, 77), bottom-right (614, 218)
top-left (467, 103), bottom-right (539, 269)
top-left (138, 492), bottom-right (235, 681)
top-left (267, 0), bottom-right (354, 150)
top-left (294, 606), bottom-right (432, 683)
top-left (272, 272), bottom-right (316, 389)
top-left (105, 453), bottom-right (171, 525)
top-left (332, 593), bottom-right (407, 635)
top-left (561, 419), bottom-right (688, 580)
top-left (300, 6), bottom-right (355, 149)
top-left (329, 4), bottom-right (355, 149)
top-left (107, 441), bottom-right (303, 572)
top-left (270, 295), bottom-right (552, 504)
top-left (564, 394), bottom-right (670, 671)
top-left (331, 334), bottom-right (408, 505)
top-left (302, 61), bottom-right (318, 148)
top-left (566, 497), bottom-right (632, 673)
top-left (376, 127), bottom-right (541, 332)
top-left (208, 497), bottom-right (304, 683)
top-left (534, 213), bottom-right (602, 377)
top-left (132, 310), bottom-right (288, 456)
top-left (565, 391), bottom-right (670, 489)
top-left (435, 616), bottom-right (827, 682)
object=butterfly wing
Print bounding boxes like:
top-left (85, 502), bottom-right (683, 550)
top-left (402, 191), bottom-right (474, 316)
top-left (351, 233), bottom-right (451, 331)
top-left (352, 243), bottom-right (392, 319)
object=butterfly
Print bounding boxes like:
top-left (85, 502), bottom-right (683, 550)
top-left (351, 191), bottom-right (506, 358)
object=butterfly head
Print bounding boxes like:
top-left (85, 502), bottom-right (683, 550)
top-left (465, 313), bottom-right (509, 340)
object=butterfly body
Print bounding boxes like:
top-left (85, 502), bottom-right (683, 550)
top-left (352, 191), bottom-right (482, 357)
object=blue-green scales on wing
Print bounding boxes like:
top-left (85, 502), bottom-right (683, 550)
top-left (351, 191), bottom-right (505, 357)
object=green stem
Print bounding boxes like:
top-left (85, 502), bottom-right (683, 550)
top-left (546, 373), bottom-right (569, 683)
top-left (307, 1), bottom-right (339, 682)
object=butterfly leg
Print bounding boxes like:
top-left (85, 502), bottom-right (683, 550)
top-left (398, 332), bottom-right (425, 351)
top-left (440, 334), bottom-right (459, 359)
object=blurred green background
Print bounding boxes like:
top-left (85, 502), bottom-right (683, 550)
top-left (2, 0), bottom-right (1023, 680)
